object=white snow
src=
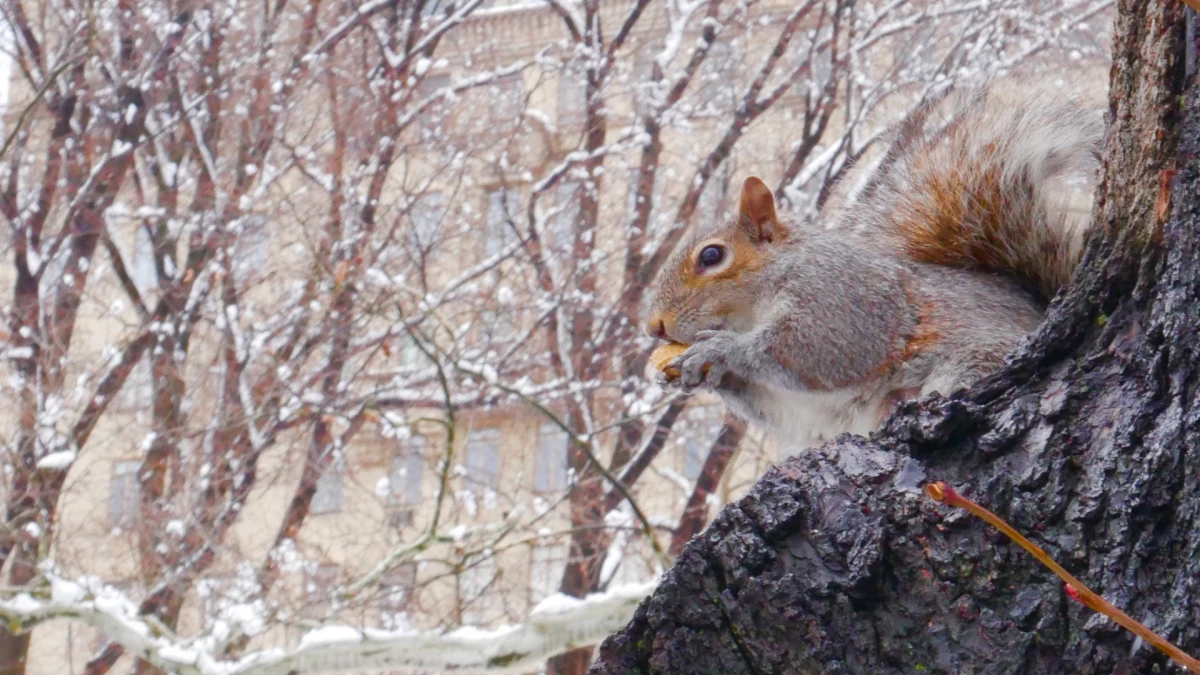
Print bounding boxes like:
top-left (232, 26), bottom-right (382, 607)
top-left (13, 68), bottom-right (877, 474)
top-left (298, 625), bottom-right (364, 650)
top-left (36, 451), bottom-right (76, 470)
top-left (157, 645), bottom-right (198, 664)
top-left (374, 476), bottom-right (391, 498)
top-left (2, 594), bottom-right (41, 614)
top-left (49, 577), bottom-right (86, 605)
top-left (4, 346), bottom-right (34, 360)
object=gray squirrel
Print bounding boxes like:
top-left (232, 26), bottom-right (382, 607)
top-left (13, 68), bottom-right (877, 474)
top-left (644, 79), bottom-right (1103, 447)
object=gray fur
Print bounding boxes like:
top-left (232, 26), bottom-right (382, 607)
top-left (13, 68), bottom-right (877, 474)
top-left (827, 78), bottom-right (1105, 298)
top-left (647, 78), bottom-right (1102, 448)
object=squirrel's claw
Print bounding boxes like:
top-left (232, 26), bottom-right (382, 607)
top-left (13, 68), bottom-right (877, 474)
top-left (655, 369), bottom-right (680, 389)
top-left (679, 357), bottom-right (709, 389)
top-left (675, 333), bottom-right (733, 390)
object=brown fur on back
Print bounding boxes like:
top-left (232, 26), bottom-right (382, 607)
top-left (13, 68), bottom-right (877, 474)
top-left (642, 77), bottom-right (1105, 450)
top-left (826, 79), bottom-right (1104, 302)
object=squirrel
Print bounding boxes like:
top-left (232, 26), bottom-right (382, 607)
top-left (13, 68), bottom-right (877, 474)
top-left (644, 79), bottom-right (1104, 447)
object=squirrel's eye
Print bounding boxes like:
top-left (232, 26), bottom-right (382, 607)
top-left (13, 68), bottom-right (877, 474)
top-left (698, 245), bottom-right (725, 269)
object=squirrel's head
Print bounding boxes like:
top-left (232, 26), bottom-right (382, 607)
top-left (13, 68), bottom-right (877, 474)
top-left (645, 176), bottom-right (787, 344)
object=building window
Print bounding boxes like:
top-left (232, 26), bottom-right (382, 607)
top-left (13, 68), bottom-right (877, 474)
top-left (535, 424), bottom-right (569, 493)
top-left (485, 187), bottom-right (520, 257)
top-left (410, 192), bottom-right (445, 249)
top-left (419, 1), bottom-right (442, 18)
top-left (311, 455), bottom-right (345, 515)
top-left (132, 226), bottom-right (158, 294)
top-left (606, 542), bottom-right (654, 589)
top-left (118, 355), bottom-right (154, 411)
top-left (390, 436), bottom-right (425, 505)
top-left (683, 437), bottom-right (705, 481)
top-left (38, 247), bottom-right (70, 301)
top-left (233, 215), bottom-right (269, 278)
top-left (464, 428), bottom-right (501, 492)
top-left (490, 73), bottom-right (525, 125)
top-left (478, 309), bottom-right (516, 345)
top-left (557, 63), bottom-right (587, 125)
top-left (419, 0), bottom-right (469, 19)
top-left (810, 42), bottom-right (834, 85)
top-left (680, 405), bottom-right (723, 481)
top-left (109, 460), bottom-right (141, 528)
top-left (889, 21), bottom-right (938, 68)
top-left (397, 334), bottom-right (428, 370)
top-left (697, 162), bottom-right (730, 221)
top-left (529, 543), bottom-right (567, 604)
top-left (631, 49), bottom-right (657, 117)
top-left (459, 554), bottom-right (497, 625)
top-left (695, 41), bottom-right (735, 114)
top-left (380, 563), bottom-right (418, 630)
top-left (388, 436), bottom-right (424, 527)
top-left (417, 74), bottom-right (452, 133)
top-left (550, 181), bottom-right (579, 250)
top-left (301, 564), bottom-right (339, 619)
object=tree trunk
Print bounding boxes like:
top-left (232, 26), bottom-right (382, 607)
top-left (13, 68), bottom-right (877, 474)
top-left (589, 2), bottom-right (1200, 673)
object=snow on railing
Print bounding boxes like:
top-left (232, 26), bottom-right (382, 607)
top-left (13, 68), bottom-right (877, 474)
top-left (0, 574), bottom-right (657, 675)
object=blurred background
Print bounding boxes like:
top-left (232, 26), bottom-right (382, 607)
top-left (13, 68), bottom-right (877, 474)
top-left (0, 0), bottom-right (1110, 673)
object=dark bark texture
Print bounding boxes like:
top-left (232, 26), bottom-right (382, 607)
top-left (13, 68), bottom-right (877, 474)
top-left (589, 2), bottom-right (1200, 673)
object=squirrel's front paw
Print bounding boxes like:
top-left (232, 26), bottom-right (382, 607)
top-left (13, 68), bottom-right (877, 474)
top-left (671, 331), bottom-right (735, 390)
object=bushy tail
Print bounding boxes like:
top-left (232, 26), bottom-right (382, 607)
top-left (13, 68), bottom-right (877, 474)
top-left (831, 78), bottom-right (1105, 301)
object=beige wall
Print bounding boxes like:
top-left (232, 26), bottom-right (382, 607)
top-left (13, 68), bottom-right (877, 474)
top-left (0, 0), bottom-right (1106, 672)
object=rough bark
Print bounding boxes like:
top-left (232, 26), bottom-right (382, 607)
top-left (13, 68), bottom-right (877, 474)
top-left (589, 2), bottom-right (1200, 673)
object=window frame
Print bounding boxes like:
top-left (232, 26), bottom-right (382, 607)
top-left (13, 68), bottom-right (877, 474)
top-left (534, 423), bottom-right (569, 494)
top-left (410, 191), bottom-right (446, 250)
top-left (109, 460), bottom-right (142, 529)
top-left (484, 186), bottom-right (521, 257)
top-left (458, 554), bottom-right (498, 625)
top-left (529, 542), bottom-right (568, 604)
top-left (311, 454), bottom-right (346, 515)
top-left (464, 428), bottom-right (502, 493)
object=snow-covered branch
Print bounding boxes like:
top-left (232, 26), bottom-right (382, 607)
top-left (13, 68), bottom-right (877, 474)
top-left (0, 576), bottom-right (656, 675)
top-left (0, 0), bottom-right (1112, 672)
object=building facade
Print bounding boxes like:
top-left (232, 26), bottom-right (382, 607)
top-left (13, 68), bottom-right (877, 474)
top-left (0, 0), bottom-right (1106, 672)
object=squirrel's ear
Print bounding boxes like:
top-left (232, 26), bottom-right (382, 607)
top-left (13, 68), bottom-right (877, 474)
top-left (737, 176), bottom-right (780, 242)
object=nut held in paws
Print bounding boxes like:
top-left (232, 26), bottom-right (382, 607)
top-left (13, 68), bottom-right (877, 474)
top-left (650, 342), bottom-right (710, 382)
top-left (651, 342), bottom-right (688, 381)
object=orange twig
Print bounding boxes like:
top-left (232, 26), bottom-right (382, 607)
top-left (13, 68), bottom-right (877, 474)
top-left (924, 481), bottom-right (1200, 674)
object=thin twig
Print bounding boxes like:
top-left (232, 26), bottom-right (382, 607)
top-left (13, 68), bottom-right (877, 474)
top-left (925, 481), bottom-right (1200, 674)
top-left (0, 56), bottom-right (80, 161)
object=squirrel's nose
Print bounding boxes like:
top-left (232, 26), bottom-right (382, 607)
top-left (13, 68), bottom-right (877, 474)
top-left (645, 316), bottom-right (668, 340)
